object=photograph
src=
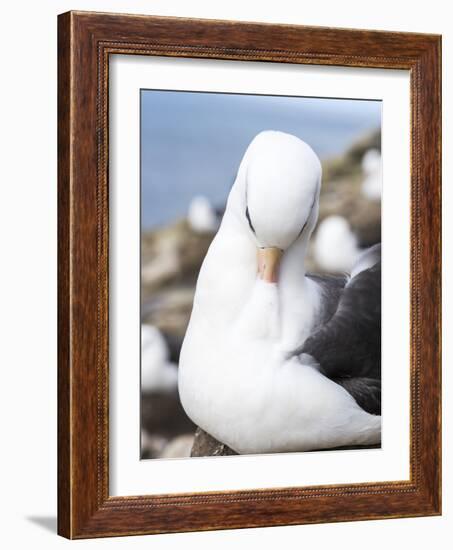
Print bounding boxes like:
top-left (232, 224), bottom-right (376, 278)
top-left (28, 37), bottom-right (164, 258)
top-left (54, 9), bottom-right (441, 539)
top-left (140, 89), bottom-right (382, 459)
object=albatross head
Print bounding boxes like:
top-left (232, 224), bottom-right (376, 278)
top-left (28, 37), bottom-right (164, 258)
top-left (235, 131), bottom-right (322, 283)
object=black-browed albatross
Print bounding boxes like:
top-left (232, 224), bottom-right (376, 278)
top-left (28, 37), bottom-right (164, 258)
top-left (178, 130), bottom-right (381, 454)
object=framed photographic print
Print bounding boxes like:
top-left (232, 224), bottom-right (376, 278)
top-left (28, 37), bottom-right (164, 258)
top-left (58, 11), bottom-right (441, 538)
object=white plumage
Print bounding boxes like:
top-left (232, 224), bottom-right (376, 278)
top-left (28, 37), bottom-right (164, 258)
top-left (178, 131), bottom-right (380, 454)
top-left (141, 325), bottom-right (178, 393)
top-left (187, 195), bottom-right (219, 233)
top-left (313, 215), bottom-right (360, 273)
top-left (361, 148), bottom-right (382, 201)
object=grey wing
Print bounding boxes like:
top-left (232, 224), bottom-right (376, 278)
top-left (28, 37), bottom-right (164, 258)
top-left (298, 245), bottom-right (381, 415)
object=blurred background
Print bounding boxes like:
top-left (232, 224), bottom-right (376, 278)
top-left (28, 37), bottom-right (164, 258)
top-left (140, 90), bottom-right (382, 459)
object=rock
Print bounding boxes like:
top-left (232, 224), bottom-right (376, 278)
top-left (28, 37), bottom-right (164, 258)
top-left (190, 427), bottom-right (237, 457)
top-left (189, 427), bottom-right (380, 456)
top-left (141, 287), bottom-right (195, 362)
top-left (160, 434), bottom-right (195, 458)
top-left (141, 219), bottom-right (215, 294)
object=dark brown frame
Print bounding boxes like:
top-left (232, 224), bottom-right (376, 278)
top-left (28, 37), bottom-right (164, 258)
top-left (58, 10), bottom-right (441, 539)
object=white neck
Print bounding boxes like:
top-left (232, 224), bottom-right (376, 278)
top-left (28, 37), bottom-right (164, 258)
top-left (188, 207), bottom-right (321, 353)
top-left (278, 236), bottom-right (320, 350)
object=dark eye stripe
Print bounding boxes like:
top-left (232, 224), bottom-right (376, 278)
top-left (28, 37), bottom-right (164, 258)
top-left (245, 207), bottom-right (256, 234)
top-left (297, 194), bottom-right (317, 239)
top-left (298, 219), bottom-right (308, 240)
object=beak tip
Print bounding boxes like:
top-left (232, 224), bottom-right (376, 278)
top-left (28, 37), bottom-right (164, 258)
top-left (257, 247), bottom-right (283, 283)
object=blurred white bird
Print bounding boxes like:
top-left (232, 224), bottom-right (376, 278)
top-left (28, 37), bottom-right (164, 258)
top-left (141, 325), bottom-right (178, 393)
top-left (187, 195), bottom-right (219, 233)
top-left (313, 215), bottom-right (360, 273)
top-left (361, 148), bottom-right (382, 201)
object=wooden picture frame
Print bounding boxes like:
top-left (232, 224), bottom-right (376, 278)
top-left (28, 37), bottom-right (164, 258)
top-left (58, 10), bottom-right (441, 539)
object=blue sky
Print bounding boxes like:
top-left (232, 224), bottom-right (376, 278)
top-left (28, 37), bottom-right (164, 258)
top-left (141, 90), bottom-right (381, 229)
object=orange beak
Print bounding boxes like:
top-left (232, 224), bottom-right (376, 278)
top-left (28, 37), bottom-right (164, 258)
top-left (257, 247), bottom-right (283, 283)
